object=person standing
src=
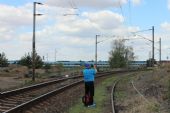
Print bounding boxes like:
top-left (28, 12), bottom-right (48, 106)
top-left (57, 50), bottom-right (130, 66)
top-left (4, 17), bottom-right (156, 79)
top-left (83, 63), bottom-right (97, 107)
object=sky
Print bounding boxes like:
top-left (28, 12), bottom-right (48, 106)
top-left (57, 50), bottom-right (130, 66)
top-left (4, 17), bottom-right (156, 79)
top-left (0, 0), bottom-right (170, 61)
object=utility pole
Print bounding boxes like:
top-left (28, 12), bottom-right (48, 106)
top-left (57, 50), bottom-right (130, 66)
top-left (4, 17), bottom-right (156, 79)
top-left (95, 35), bottom-right (100, 67)
top-left (32, 2), bottom-right (43, 81)
top-left (125, 50), bottom-right (129, 69)
top-left (32, 2), bottom-right (36, 81)
top-left (159, 38), bottom-right (161, 65)
top-left (152, 26), bottom-right (154, 67)
top-left (47, 53), bottom-right (48, 62)
top-left (55, 49), bottom-right (57, 64)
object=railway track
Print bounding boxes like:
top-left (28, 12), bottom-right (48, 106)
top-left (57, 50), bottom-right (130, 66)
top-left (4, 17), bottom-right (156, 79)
top-left (111, 73), bottom-right (138, 113)
top-left (111, 70), bottom-right (158, 113)
top-left (0, 70), bottom-right (133, 113)
top-left (111, 80), bottom-right (120, 113)
top-left (0, 75), bottom-right (83, 113)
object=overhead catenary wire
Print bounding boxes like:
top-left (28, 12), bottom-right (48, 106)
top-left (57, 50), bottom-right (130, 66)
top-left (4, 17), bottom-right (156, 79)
top-left (70, 0), bottom-right (78, 9)
top-left (69, 0), bottom-right (81, 15)
top-left (62, 0), bottom-right (79, 16)
top-left (63, 0), bottom-right (77, 9)
top-left (67, 2), bottom-right (81, 17)
top-left (118, 0), bottom-right (125, 19)
top-left (64, 0), bottom-right (77, 10)
top-left (128, 0), bottom-right (132, 25)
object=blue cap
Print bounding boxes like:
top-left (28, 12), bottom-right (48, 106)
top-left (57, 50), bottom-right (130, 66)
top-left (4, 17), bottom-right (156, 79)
top-left (85, 64), bottom-right (90, 68)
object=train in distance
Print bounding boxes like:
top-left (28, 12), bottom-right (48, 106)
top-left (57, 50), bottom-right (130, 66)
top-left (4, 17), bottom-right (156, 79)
top-left (8, 60), bottom-right (147, 68)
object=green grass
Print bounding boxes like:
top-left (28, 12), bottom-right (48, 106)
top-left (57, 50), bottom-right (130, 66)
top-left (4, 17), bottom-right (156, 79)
top-left (114, 74), bottom-right (135, 102)
top-left (68, 75), bottom-right (118, 113)
top-left (147, 103), bottom-right (160, 112)
top-left (114, 91), bottom-right (126, 101)
top-left (167, 79), bottom-right (170, 102)
top-left (23, 79), bottom-right (35, 85)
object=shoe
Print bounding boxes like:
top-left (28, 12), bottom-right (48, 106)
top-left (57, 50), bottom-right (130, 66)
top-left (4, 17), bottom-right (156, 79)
top-left (87, 103), bottom-right (96, 108)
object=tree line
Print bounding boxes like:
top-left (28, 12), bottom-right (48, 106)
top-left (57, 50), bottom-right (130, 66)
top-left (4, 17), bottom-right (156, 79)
top-left (1, 39), bottom-right (149, 69)
top-left (0, 52), bottom-right (44, 68)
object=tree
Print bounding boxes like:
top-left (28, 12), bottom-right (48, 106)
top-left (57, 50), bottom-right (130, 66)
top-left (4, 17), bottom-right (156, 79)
top-left (18, 52), bottom-right (43, 69)
top-left (18, 53), bottom-right (32, 68)
top-left (109, 39), bottom-right (135, 68)
top-left (35, 53), bottom-right (44, 68)
top-left (0, 52), bottom-right (8, 67)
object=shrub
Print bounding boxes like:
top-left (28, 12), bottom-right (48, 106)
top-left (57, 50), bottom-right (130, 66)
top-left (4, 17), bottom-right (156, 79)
top-left (0, 52), bottom-right (8, 67)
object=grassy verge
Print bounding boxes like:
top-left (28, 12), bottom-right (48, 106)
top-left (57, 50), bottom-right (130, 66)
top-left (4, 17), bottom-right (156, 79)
top-left (68, 75), bottom-right (119, 113)
top-left (115, 71), bottom-right (161, 113)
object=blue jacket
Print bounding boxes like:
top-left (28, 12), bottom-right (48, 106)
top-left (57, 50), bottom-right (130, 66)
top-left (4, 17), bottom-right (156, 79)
top-left (83, 68), bottom-right (96, 82)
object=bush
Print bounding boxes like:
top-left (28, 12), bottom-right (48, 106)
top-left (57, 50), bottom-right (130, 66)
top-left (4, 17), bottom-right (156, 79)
top-left (0, 52), bottom-right (9, 67)
top-left (44, 63), bottom-right (51, 69)
top-left (18, 52), bottom-right (43, 69)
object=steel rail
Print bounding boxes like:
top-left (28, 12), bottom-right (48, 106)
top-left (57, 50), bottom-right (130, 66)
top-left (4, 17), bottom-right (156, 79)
top-left (0, 70), bottom-right (126, 98)
top-left (0, 75), bottom-right (82, 98)
top-left (3, 80), bottom-right (83, 113)
top-left (111, 80), bottom-right (120, 113)
top-left (0, 77), bottom-right (83, 113)
top-left (110, 72), bottom-right (139, 113)
top-left (1, 70), bottom-right (138, 113)
top-left (3, 72), bottom-right (113, 113)
top-left (2, 71), bottom-right (122, 113)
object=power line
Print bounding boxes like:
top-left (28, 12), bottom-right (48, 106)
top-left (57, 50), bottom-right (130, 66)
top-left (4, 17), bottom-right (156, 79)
top-left (70, 0), bottom-right (78, 9)
top-left (67, 0), bottom-right (77, 9)
top-left (118, 0), bottom-right (124, 18)
top-left (68, 1), bottom-right (74, 9)
top-left (67, 0), bottom-right (81, 16)
top-left (131, 29), bottom-right (152, 34)
top-left (128, 0), bottom-right (132, 25)
top-left (62, 0), bottom-right (79, 16)
top-left (72, 0), bottom-right (82, 16)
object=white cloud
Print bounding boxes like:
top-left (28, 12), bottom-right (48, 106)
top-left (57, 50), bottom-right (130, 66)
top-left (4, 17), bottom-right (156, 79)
top-left (168, 0), bottom-right (170, 10)
top-left (34, 10), bottom-right (126, 39)
top-left (161, 22), bottom-right (170, 31)
top-left (45, 0), bottom-right (128, 9)
top-left (131, 0), bottom-right (142, 6)
top-left (83, 11), bottom-right (124, 29)
top-left (45, 0), bottom-right (142, 9)
top-left (0, 4), bottom-right (32, 27)
top-left (0, 27), bottom-right (15, 41)
top-left (0, 1), bottom-right (143, 61)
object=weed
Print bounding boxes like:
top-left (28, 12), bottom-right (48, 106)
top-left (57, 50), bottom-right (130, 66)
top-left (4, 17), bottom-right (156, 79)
top-left (114, 91), bottom-right (126, 100)
top-left (147, 103), bottom-right (160, 112)
top-left (23, 79), bottom-right (34, 85)
top-left (168, 79), bottom-right (170, 102)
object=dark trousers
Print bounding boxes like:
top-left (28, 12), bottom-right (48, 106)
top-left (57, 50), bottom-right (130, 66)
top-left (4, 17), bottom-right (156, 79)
top-left (85, 81), bottom-right (94, 105)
